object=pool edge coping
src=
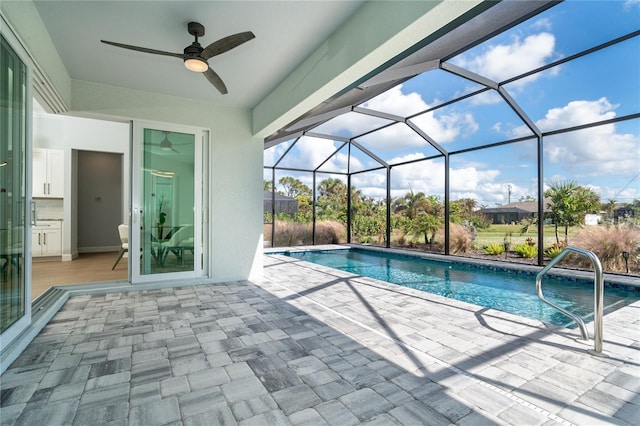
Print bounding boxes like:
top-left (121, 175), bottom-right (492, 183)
top-left (264, 243), bottom-right (640, 289)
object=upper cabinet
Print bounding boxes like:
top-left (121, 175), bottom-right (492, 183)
top-left (33, 148), bottom-right (64, 198)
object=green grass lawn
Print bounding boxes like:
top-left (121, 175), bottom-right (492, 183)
top-left (473, 224), bottom-right (581, 249)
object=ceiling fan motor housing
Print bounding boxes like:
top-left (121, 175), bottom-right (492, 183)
top-left (188, 22), bottom-right (205, 38)
top-left (184, 42), bottom-right (203, 57)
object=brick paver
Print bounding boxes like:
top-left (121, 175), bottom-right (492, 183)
top-left (1, 252), bottom-right (638, 425)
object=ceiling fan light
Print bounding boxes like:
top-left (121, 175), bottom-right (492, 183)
top-left (184, 57), bottom-right (208, 73)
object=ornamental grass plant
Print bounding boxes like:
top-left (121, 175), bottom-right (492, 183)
top-left (572, 223), bottom-right (640, 273)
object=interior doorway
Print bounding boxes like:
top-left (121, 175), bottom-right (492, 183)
top-left (77, 150), bottom-right (123, 253)
top-left (31, 150), bottom-right (128, 299)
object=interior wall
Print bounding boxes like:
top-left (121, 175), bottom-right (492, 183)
top-left (77, 150), bottom-right (123, 252)
top-left (32, 111), bottom-right (129, 260)
top-left (70, 80), bottom-right (264, 282)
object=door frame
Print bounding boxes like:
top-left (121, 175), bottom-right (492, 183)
top-left (0, 16), bottom-right (33, 362)
top-left (129, 120), bottom-right (209, 283)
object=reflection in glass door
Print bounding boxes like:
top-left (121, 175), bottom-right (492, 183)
top-left (0, 34), bottom-right (30, 341)
top-left (131, 123), bottom-right (204, 282)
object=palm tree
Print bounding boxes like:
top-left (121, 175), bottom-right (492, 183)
top-left (393, 189), bottom-right (428, 219)
top-left (316, 178), bottom-right (347, 221)
top-left (544, 181), bottom-right (600, 244)
top-left (407, 213), bottom-right (441, 247)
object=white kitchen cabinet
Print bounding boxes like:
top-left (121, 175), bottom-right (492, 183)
top-left (32, 221), bottom-right (62, 257)
top-left (33, 148), bottom-right (64, 198)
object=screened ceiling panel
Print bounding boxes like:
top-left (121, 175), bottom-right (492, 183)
top-left (351, 169), bottom-right (388, 200)
top-left (316, 143), bottom-right (349, 174)
top-left (277, 136), bottom-right (346, 171)
top-left (503, 37), bottom-right (640, 132)
top-left (450, 139), bottom-right (538, 206)
top-left (543, 119), bottom-right (640, 186)
top-left (348, 143), bottom-right (385, 174)
top-left (264, 139), bottom-right (295, 167)
top-left (536, 1), bottom-right (639, 58)
top-left (410, 93), bottom-right (533, 152)
top-left (359, 68), bottom-right (483, 118)
top-left (390, 158), bottom-right (445, 199)
top-left (354, 122), bottom-right (442, 165)
top-left (312, 111), bottom-right (394, 139)
top-left (448, 1), bottom-right (639, 85)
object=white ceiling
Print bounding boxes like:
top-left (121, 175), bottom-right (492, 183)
top-left (33, 1), bottom-right (365, 109)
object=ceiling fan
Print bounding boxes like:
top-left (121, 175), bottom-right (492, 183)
top-left (148, 131), bottom-right (185, 153)
top-left (101, 22), bottom-right (255, 95)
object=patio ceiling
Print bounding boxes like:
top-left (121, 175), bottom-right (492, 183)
top-left (29, 0), bottom-right (366, 109)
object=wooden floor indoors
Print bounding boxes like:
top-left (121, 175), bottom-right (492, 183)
top-left (32, 252), bottom-right (127, 300)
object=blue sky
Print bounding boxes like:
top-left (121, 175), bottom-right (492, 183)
top-left (265, 0), bottom-right (639, 207)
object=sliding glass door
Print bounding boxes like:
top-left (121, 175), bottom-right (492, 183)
top-left (131, 122), bottom-right (206, 282)
top-left (0, 34), bottom-right (31, 346)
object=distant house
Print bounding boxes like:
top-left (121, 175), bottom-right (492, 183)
top-left (584, 214), bottom-right (601, 226)
top-left (264, 192), bottom-right (298, 216)
top-left (478, 200), bottom-right (550, 225)
top-left (614, 202), bottom-right (638, 221)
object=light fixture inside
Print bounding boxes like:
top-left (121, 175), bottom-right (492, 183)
top-left (151, 170), bottom-right (175, 178)
top-left (160, 134), bottom-right (173, 151)
top-left (184, 57), bottom-right (208, 73)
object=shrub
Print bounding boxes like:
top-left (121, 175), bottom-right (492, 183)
top-left (449, 223), bottom-right (473, 254)
top-left (514, 243), bottom-right (538, 258)
top-left (484, 243), bottom-right (504, 255)
top-left (315, 220), bottom-right (347, 244)
top-left (273, 221), bottom-right (310, 246)
top-left (572, 224), bottom-right (640, 273)
top-left (544, 243), bottom-right (565, 259)
top-left (272, 220), bottom-right (346, 246)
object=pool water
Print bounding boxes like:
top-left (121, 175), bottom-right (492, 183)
top-left (282, 248), bottom-right (640, 328)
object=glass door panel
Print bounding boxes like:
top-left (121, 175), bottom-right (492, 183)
top-left (131, 122), bottom-right (204, 282)
top-left (0, 34), bottom-right (30, 342)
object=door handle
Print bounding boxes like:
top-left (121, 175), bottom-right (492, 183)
top-left (44, 233), bottom-right (47, 245)
top-left (48, 183), bottom-right (51, 194)
top-left (38, 233), bottom-right (41, 245)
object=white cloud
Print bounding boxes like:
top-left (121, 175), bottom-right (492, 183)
top-left (538, 98), bottom-right (618, 131)
top-left (456, 32), bottom-right (556, 84)
top-left (531, 18), bottom-right (552, 32)
top-left (279, 136), bottom-right (351, 172)
top-left (625, 0), bottom-right (640, 10)
top-left (264, 142), bottom-right (290, 167)
top-left (400, 111), bottom-right (478, 146)
top-left (451, 167), bottom-right (500, 192)
top-left (357, 122), bottom-right (427, 151)
top-left (534, 98), bottom-right (639, 176)
top-left (362, 85), bottom-right (427, 116)
top-left (350, 86), bottom-right (479, 150)
top-left (389, 157), bottom-right (445, 196)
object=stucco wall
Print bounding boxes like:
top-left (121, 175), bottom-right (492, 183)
top-left (3, 2), bottom-right (263, 282)
top-left (70, 80), bottom-right (264, 282)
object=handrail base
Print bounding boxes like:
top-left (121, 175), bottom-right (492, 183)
top-left (587, 349), bottom-right (609, 358)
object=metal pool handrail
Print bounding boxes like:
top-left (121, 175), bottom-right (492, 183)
top-left (536, 246), bottom-right (604, 353)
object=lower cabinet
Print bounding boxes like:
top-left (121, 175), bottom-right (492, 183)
top-left (32, 222), bottom-right (62, 257)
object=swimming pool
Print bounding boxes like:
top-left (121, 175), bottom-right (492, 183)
top-left (280, 248), bottom-right (640, 328)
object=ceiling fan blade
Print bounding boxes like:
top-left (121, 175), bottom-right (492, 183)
top-left (203, 68), bottom-right (228, 95)
top-left (101, 40), bottom-right (183, 59)
top-left (201, 32), bottom-right (255, 60)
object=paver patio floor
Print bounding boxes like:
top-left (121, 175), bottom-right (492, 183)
top-left (1, 253), bottom-right (638, 425)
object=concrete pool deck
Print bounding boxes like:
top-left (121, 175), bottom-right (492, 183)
top-left (1, 250), bottom-right (638, 425)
